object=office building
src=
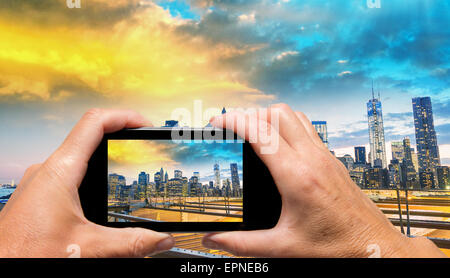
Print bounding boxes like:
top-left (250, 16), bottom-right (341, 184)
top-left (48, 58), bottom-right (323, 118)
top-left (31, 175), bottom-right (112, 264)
top-left (401, 137), bottom-right (418, 188)
top-left (230, 163), bottom-right (240, 197)
top-left (354, 146), bottom-right (367, 165)
top-left (367, 88), bottom-right (387, 168)
top-left (214, 163), bottom-right (221, 187)
top-left (436, 166), bottom-right (449, 189)
top-left (338, 155), bottom-right (354, 170)
top-left (391, 141), bottom-right (404, 163)
top-left (388, 160), bottom-right (402, 188)
top-left (364, 167), bottom-right (389, 188)
top-left (312, 121), bottom-right (329, 148)
top-left (108, 173), bottom-right (126, 200)
top-left (412, 97), bottom-right (441, 188)
top-left (174, 170), bottom-right (182, 179)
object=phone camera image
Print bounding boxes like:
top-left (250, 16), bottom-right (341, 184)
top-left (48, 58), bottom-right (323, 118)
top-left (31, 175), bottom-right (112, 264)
top-left (107, 139), bottom-right (243, 223)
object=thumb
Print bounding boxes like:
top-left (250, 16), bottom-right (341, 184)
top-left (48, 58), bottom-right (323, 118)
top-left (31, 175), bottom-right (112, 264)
top-left (202, 229), bottom-right (279, 257)
top-left (79, 224), bottom-right (174, 258)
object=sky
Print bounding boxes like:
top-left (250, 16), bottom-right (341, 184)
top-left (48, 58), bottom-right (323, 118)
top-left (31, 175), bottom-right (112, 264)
top-left (108, 140), bottom-right (243, 185)
top-left (0, 0), bottom-right (449, 183)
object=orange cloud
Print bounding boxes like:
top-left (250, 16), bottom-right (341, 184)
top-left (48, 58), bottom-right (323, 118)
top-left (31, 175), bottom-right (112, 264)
top-left (108, 140), bottom-right (176, 166)
top-left (0, 0), bottom-right (274, 120)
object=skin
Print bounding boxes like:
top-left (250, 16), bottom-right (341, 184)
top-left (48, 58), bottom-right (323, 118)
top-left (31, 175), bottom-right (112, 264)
top-left (0, 109), bottom-right (175, 258)
top-left (202, 103), bottom-right (446, 258)
top-left (0, 105), bottom-right (445, 258)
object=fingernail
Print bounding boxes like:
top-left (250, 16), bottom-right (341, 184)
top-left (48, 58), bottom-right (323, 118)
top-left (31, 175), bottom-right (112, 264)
top-left (155, 236), bottom-right (175, 252)
top-left (203, 237), bottom-right (220, 250)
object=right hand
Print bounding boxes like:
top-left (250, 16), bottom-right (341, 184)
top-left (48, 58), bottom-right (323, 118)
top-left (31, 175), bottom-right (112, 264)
top-left (202, 104), bottom-right (445, 258)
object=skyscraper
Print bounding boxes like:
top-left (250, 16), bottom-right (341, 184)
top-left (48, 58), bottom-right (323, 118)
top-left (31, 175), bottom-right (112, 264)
top-left (160, 168), bottom-right (164, 183)
top-left (311, 121), bottom-right (328, 148)
top-left (411, 149), bottom-right (419, 172)
top-left (412, 97), bottom-right (440, 188)
top-left (214, 163), bottom-right (221, 188)
top-left (436, 166), bottom-right (449, 189)
top-left (108, 173), bottom-right (126, 200)
top-left (391, 141), bottom-right (404, 163)
top-left (137, 171), bottom-right (148, 199)
top-left (230, 163), bottom-right (240, 196)
top-left (354, 146), bottom-right (366, 164)
top-left (401, 137), bottom-right (418, 188)
top-left (154, 171), bottom-right (161, 191)
top-left (367, 87), bottom-right (387, 168)
top-left (337, 155), bottom-right (354, 170)
top-left (174, 170), bottom-right (182, 179)
top-left (138, 171), bottom-right (148, 186)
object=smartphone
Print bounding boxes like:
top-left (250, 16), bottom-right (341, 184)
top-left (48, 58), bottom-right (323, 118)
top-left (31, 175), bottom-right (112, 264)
top-left (79, 128), bottom-right (281, 232)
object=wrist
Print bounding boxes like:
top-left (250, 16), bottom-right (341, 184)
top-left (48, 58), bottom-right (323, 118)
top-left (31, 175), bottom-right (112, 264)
top-left (399, 236), bottom-right (447, 258)
top-left (353, 228), bottom-right (446, 258)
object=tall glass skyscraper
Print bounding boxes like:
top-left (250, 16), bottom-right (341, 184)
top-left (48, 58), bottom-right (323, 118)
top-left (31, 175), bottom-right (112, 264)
top-left (214, 163), bottom-right (221, 187)
top-left (138, 171), bottom-right (148, 186)
top-left (311, 121), bottom-right (328, 148)
top-left (412, 97), bottom-right (440, 188)
top-left (230, 163), bottom-right (240, 188)
top-left (367, 90), bottom-right (387, 168)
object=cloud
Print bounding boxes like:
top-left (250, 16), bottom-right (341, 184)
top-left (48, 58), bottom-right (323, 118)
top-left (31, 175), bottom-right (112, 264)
top-left (0, 0), bottom-right (273, 116)
top-left (108, 140), bottom-right (176, 166)
top-left (274, 51), bottom-right (299, 61)
top-left (338, 71), bottom-right (352, 77)
top-left (238, 12), bottom-right (256, 23)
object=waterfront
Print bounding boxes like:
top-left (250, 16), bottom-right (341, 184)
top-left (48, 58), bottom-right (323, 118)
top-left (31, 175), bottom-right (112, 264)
top-left (0, 188), bottom-right (15, 199)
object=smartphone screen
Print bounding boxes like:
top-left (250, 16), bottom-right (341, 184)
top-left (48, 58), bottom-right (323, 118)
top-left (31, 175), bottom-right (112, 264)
top-left (107, 140), bottom-right (243, 222)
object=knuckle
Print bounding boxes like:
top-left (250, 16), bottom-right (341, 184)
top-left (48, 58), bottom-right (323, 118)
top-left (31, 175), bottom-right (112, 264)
top-left (83, 108), bottom-right (103, 121)
top-left (127, 229), bottom-right (148, 257)
top-left (271, 103), bottom-right (290, 111)
top-left (41, 158), bottom-right (68, 182)
top-left (270, 103), bottom-right (291, 113)
top-left (230, 240), bottom-right (249, 257)
top-left (296, 111), bottom-right (308, 120)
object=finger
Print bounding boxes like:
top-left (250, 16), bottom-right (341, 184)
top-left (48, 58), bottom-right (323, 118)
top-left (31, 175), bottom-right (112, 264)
top-left (80, 224), bottom-right (174, 258)
top-left (210, 110), bottom-right (291, 180)
top-left (202, 230), bottom-right (279, 257)
top-left (294, 111), bottom-right (329, 150)
top-left (261, 104), bottom-right (315, 151)
top-left (44, 109), bottom-right (151, 188)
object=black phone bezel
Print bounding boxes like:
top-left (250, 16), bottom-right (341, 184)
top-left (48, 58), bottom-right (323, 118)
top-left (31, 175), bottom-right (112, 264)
top-left (79, 128), bottom-right (281, 232)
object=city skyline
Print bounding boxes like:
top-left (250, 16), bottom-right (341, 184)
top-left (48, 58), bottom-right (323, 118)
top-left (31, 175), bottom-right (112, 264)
top-left (108, 140), bottom-right (243, 186)
top-left (324, 92), bottom-right (447, 189)
top-left (109, 161), bottom-right (243, 188)
top-left (323, 94), bottom-right (445, 165)
top-left (1, 1), bottom-right (450, 182)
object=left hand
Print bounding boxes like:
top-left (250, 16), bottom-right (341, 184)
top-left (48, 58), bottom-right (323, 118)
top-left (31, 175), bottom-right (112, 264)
top-left (0, 108), bottom-right (175, 258)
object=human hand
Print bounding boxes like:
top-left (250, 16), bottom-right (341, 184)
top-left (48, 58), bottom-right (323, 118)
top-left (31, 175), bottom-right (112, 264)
top-left (0, 109), bottom-right (175, 258)
top-left (202, 104), bottom-right (445, 258)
